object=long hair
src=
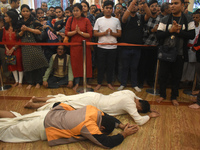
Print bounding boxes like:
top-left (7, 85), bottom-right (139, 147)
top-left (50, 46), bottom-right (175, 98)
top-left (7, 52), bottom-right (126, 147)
top-left (81, 1), bottom-right (89, 12)
top-left (5, 10), bottom-right (19, 31)
top-left (72, 3), bottom-right (85, 18)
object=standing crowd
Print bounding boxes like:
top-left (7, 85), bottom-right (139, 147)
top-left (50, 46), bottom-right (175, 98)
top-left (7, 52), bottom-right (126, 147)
top-left (0, 0), bottom-right (200, 106)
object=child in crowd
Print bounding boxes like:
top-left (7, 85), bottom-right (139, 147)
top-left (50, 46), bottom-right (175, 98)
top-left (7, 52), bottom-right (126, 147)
top-left (18, 4), bottom-right (48, 89)
top-left (0, 0), bottom-right (11, 15)
top-left (64, 7), bottom-right (72, 17)
top-left (52, 6), bottom-right (66, 41)
top-left (36, 8), bottom-right (58, 62)
top-left (3, 10), bottom-right (23, 87)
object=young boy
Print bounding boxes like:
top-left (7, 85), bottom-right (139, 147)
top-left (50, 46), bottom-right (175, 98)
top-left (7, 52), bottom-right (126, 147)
top-left (64, 7), bottom-right (72, 17)
top-left (93, 0), bottom-right (121, 91)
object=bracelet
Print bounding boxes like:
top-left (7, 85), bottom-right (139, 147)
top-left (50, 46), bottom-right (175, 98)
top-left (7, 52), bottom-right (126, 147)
top-left (13, 47), bottom-right (16, 51)
top-left (81, 32), bottom-right (83, 35)
top-left (127, 9), bottom-right (131, 13)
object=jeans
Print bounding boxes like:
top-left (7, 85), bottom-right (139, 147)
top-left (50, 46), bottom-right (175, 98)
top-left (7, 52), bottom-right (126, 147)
top-left (120, 48), bottom-right (141, 87)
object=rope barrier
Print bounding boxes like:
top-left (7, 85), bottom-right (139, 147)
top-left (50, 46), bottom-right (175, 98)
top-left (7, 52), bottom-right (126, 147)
top-left (0, 41), bottom-right (156, 47)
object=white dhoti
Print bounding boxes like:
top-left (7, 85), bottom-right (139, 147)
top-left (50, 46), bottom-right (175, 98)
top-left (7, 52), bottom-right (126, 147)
top-left (0, 110), bottom-right (48, 142)
top-left (37, 90), bottom-right (149, 126)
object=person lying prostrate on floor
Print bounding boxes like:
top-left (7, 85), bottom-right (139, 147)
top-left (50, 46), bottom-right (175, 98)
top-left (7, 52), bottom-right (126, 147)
top-left (0, 104), bottom-right (139, 149)
top-left (24, 90), bottom-right (160, 125)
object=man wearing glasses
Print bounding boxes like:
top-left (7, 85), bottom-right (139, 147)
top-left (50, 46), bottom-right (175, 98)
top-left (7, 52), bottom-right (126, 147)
top-left (114, 3), bottom-right (123, 20)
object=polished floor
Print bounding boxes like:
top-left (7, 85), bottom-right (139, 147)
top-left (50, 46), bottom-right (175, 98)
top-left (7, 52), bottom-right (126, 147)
top-left (0, 83), bottom-right (199, 150)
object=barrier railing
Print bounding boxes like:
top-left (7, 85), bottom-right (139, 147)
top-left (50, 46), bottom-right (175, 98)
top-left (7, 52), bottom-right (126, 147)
top-left (0, 41), bottom-right (161, 94)
top-left (1, 40), bottom-right (198, 94)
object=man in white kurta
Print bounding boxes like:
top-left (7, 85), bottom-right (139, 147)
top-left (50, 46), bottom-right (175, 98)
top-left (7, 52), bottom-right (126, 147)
top-left (37, 90), bottom-right (155, 125)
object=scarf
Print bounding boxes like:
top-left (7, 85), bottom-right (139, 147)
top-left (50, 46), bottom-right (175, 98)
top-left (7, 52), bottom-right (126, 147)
top-left (53, 54), bottom-right (67, 73)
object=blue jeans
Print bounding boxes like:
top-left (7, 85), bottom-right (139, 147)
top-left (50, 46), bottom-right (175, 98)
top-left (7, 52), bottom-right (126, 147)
top-left (120, 48), bottom-right (141, 87)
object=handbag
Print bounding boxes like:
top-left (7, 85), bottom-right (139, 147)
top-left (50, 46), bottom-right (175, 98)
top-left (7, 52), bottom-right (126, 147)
top-left (158, 45), bottom-right (177, 62)
top-left (158, 35), bottom-right (177, 62)
top-left (34, 30), bottom-right (48, 42)
top-left (158, 15), bottom-right (182, 62)
top-left (5, 55), bottom-right (16, 65)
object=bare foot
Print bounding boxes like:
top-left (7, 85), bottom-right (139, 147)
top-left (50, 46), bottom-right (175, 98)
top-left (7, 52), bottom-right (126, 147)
top-left (35, 84), bottom-right (40, 89)
top-left (172, 100), bottom-right (179, 106)
top-left (24, 99), bottom-right (33, 108)
top-left (73, 84), bottom-right (79, 92)
top-left (108, 84), bottom-right (114, 90)
top-left (156, 97), bottom-right (164, 103)
top-left (31, 96), bottom-right (36, 102)
top-left (94, 84), bottom-right (101, 91)
top-left (189, 96), bottom-right (197, 102)
top-left (26, 84), bottom-right (32, 90)
top-left (13, 82), bottom-right (18, 87)
top-left (86, 84), bottom-right (92, 88)
top-left (18, 83), bottom-right (22, 88)
top-left (188, 103), bottom-right (200, 109)
top-left (192, 90), bottom-right (199, 95)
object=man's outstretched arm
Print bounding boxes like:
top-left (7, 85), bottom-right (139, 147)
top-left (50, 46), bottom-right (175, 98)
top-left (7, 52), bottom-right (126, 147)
top-left (92, 124), bottom-right (139, 148)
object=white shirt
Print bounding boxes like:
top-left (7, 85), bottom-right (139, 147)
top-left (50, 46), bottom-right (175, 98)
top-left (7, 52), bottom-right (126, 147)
top-left (93, 16), bottom-right (121, 49)
top-left (38, 90), bottom-right (150, 125)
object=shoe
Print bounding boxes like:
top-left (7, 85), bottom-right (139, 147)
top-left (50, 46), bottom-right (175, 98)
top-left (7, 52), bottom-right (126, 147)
top-left (118, 85), bottom-right (125, 91)
top-left (134, 86), bottom-right (141, 92)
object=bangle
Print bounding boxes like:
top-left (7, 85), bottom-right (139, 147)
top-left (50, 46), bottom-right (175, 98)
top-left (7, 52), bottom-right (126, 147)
top-left (13, 47), bottom-right (16, 51)
top-left (81, 32), bottom-right (83, 35)
top-left (127, 9), bottom-right (131, 13)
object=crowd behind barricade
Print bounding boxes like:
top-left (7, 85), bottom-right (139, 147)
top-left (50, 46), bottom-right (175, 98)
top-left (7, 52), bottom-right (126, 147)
top-left (0, 0), bottom-right (200, 106)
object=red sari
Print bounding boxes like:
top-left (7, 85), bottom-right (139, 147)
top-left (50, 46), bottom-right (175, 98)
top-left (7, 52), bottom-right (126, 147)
top-left (3, 27), bottom-right (23, 71)
top-left (65, 17), bottom-right (93, 78)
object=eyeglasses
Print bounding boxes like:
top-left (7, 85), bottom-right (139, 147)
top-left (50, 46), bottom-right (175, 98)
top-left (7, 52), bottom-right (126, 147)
top-left (116, 7), bottom-right (122, 10)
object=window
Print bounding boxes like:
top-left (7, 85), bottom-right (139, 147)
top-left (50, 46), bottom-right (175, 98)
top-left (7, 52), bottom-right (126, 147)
top-left (34, 0), bottom-right (70, 10)
top-left (193, 0), bottom-right (200, 12)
